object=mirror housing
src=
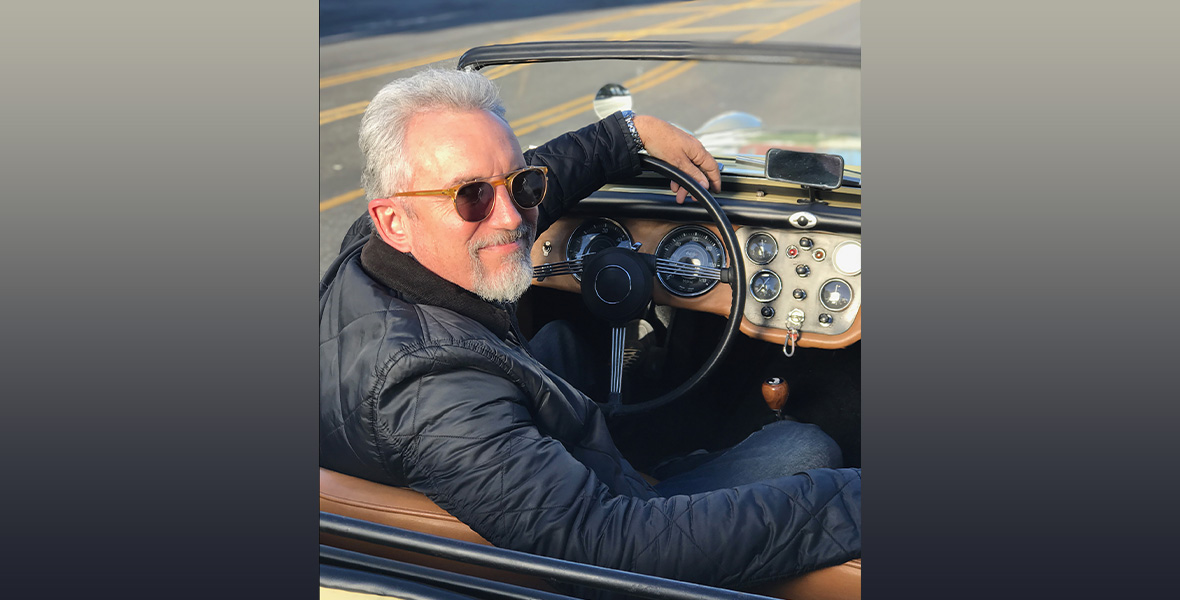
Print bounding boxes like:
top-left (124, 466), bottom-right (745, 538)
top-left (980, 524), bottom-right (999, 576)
top-left (765, 148), bottom-right (844, 190)
top-left (592, 83), bottom-right (632, 119)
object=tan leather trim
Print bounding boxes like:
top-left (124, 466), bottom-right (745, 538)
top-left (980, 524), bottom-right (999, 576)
top-left (532, 217), bottom-right (861, 349)
top-left (750, 559), bottom-right (861, 600)
top-left (741, 308), bottom-right (861, 349)
top-left (320, 468), bottom-right (860, 600)
top-left (320, 586), bottom-right (392, 599)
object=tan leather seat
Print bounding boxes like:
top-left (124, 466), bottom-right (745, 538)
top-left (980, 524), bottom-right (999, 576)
top-left (320, 468), bottom-right (860, 599)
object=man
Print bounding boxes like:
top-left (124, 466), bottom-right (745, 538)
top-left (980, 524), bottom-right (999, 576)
top-left (320, 69), bottom-right (861, 590)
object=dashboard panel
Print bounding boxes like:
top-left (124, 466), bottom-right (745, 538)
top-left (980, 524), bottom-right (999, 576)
top-left (531, 217), bottom-right (861, 349)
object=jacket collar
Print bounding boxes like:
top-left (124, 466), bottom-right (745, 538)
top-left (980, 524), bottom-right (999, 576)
top-left (360, 236), bottom-right (513, 339)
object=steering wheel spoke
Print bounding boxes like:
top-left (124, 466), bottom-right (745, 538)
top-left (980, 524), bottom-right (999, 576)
top-left (609, 325), bottom-right (625, 407)
top-left (568, 156), bottom-right (745, 418)
top-left (532, 259), bottom-right (583, 280)
top-left (654, 257), bottom-right (722, 282)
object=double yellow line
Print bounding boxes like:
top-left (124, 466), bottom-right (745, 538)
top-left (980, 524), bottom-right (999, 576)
top-left (320, 0), bottom-right (859, 212)
top-left (318, 0), bottom-right (745, 127)
top-left (319, 0), bottom-right (713, 90)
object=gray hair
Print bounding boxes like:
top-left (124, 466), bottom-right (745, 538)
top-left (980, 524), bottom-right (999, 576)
top-left (359, 69), bottom-right (507, 202)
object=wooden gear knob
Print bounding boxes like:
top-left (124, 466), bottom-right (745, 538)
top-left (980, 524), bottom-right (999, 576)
top-left (762, 377), bottom-right (789, 413)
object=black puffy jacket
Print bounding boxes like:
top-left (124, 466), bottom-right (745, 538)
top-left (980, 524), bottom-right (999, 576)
top-left (319, 115), bottom-right (861, 590)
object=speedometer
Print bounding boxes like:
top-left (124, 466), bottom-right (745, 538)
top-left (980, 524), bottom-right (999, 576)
top-left (655, 225), bottom-right (725, 297)
top-left (566, 218), bottom-right (632, 282)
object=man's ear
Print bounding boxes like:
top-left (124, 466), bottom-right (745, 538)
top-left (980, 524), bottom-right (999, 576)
top-left (368, 198), bottom-right (414, 253)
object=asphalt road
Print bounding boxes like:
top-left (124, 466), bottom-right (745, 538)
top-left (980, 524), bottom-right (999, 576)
top-left (319, 0), bottom-right (861, 276)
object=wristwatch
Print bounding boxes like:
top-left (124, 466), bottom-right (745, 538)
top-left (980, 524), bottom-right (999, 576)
top-left (620, 110), bottom-right (645, 153)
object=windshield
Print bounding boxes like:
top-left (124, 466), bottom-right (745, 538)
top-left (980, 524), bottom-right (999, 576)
top-left (489, 58), bottom-right (860, 167)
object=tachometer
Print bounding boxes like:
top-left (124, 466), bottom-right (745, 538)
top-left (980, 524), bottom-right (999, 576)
top-left (655, 225), bottom-right (725, 297)
top-left (566, 218), bottom-right (632, 282)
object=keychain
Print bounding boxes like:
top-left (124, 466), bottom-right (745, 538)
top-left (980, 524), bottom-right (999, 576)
top-left (783, 308), bottom-right (805, 358)
top-left (783, 327), bottom-right (800, 357)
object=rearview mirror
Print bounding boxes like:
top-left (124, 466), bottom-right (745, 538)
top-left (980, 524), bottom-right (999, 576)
top-left (765, 148), bottom-right (844, 190)
top-left (592, 83), bottom-right (632, 119)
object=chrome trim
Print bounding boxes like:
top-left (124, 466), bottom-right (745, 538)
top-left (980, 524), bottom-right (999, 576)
top-left (744, 231), bottom-right (778, 265)
top-left (749, 269), bottom-right (782, 303)
top-left (654, 225), bottom-right (725, 298)
top-left (532, 259), bottom-right (583, 279)
top-left (819, 278), bottom-right (854, 312)
top-left (610, 326), bottom-right (625, 397)
top-left (565, 218), bottom-right (632, 282)
top-left (594, 266), bottom-right (632, 305)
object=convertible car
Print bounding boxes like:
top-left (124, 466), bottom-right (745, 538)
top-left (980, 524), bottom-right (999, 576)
top-left (321, 40), bottom-right (861, 600)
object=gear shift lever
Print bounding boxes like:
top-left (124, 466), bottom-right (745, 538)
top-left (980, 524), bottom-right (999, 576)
top-left (762, 376), bottom-right (789, 419)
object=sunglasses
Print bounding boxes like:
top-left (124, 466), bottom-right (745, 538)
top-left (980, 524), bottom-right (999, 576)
top-left (389, 165), bottom-right (548, 223)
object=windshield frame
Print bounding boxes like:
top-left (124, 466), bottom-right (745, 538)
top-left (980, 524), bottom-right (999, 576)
top-left (457, 40), bottom-right (860, 71)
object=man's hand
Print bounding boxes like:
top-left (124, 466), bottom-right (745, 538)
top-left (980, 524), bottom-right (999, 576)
top-left (633, 115), bottom-right (722, 204)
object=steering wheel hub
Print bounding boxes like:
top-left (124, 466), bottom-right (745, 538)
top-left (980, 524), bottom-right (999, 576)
top-left (580, 247), bottom-right (653, 325)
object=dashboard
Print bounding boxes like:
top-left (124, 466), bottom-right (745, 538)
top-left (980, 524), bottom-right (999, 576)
top-left (530, 216), bottom-right (861, 349)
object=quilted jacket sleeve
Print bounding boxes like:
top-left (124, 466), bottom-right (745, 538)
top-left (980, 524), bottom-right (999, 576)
top-left (525, 111), bottom-right (641, 234)
top-left (378, 344), bottom-right (861, 590)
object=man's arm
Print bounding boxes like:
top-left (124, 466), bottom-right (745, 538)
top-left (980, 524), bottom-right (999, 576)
top-left (527, 111), bottom-right (721, 233)
top-left (381, 349), bottom-right (861, 589)
top-left (339, 112), bottom-right (719, 246)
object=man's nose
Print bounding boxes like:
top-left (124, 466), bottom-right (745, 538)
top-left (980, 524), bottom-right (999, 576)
top-left (484, 183), bottom-right (523, 229)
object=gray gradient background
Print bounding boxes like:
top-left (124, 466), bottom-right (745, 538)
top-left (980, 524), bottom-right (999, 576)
top-left (2, 0), bottom-right (1179, 598)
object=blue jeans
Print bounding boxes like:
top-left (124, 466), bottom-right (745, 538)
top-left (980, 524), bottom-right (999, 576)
top-left (650, 419), bottom-right (843, 496)
top-left (530, 320), bottom-right (844, 497)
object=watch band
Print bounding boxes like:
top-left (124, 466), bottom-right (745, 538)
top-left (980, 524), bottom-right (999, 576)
top-left (620, 110), bottom-right (645, 152)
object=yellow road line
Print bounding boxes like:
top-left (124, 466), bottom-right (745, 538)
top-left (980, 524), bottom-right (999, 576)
top-left (510, 62), bottom-right (682, 130)
top-left (319, 0), bottom-right (714, 89)
top-left (760, 0), bottom-right (829, 7)
top-left (616, 0), bottom-right (772, 40)
top-left (320, 0), bottom-right (859, 211)
top-left (319, 100), bottom-right (370, 125)
top-left (737, 0), bottom-right (859, 43)
top-left (320, 188), bottom-right (366, 212)
top-left (320, 0), bottom-right (772, 126)
top-left (542, 24), bottom-right (764, 41)
top-left (483, 63), bottom-right (530, 80)
top-left (627, 61), bottom-right (699, 94)
top-left (513, 0), bottom-right (847, 136)
top-left (511, 62), bottom-right (693, 136)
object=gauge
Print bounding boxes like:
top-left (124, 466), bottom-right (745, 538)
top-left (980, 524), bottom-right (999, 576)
top-left (750, 270), bottom-right (781, 303)
top-left (820, 278), bottom-right (853, 312)
top-left (745, 232), bottom-right (778, 265)
top-left (833, 240), bottom-right (861, 275)
top-left (655, 225), bottom-right (725, 297)
top-left (565, 218), bottom-right (632, 281)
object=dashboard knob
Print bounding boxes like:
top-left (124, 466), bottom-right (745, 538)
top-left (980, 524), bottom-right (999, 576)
top-left (795, 265), bottom-right (810, 277)
top-left (792, 288), bottom-right (806, 300)
top-left (818, 313), bottom-right (833, 325)
top-left (799, 237), bottom-right (814, 250)
top-left (760, 306), bottom-right (775, 319)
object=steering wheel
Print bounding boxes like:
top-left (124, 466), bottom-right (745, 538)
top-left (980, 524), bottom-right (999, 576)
top-left (533, 156), bottom-right (747, 417)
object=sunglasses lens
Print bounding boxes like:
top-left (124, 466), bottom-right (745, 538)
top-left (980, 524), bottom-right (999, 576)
top-left (511, 168), bottom-right (547, 208)
top-left (454, 182), bottom-right (495, 222)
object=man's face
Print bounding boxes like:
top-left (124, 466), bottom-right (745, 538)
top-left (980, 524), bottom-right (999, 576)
top-left (393, 109), bottom-right (538, 302)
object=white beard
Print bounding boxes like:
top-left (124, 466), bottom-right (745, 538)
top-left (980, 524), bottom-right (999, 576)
top-left (468, 223), bottom-right (535, 303)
